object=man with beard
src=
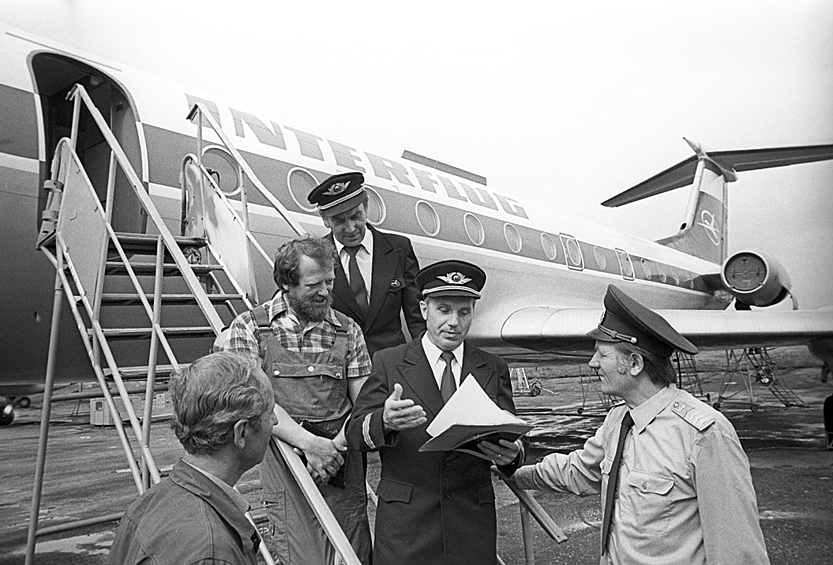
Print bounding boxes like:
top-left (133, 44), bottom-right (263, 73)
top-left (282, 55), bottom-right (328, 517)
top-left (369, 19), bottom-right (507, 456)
top-left (222, 236), bottom-right (372, 565)
top-left (512, 285), bottom-right (769, 564)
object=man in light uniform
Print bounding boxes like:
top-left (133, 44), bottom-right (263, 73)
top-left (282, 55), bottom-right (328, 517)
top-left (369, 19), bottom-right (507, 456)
top-left (512, 285), bottom-right (769, 564)
top-left (222, 236), bottom-right (372, 565)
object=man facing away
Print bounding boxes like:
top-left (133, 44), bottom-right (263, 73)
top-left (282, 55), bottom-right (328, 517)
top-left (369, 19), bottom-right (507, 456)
top-left (346, 259), bottom-right (525, 565)
top-left (222, 236), bottom-right (372, 565)
top-left (512, 285), bottom-right (770, 564)
top-left (109, 352), bottom-right (276, 565)
top-left (308, 171), bottom-right (425, 358)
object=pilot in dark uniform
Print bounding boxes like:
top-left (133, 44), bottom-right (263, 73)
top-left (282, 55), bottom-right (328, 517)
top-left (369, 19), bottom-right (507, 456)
top-left (309, 172), bottom-right (425, 358)
top-left (345, 260), bottom-right (524, 565)
top-left (513, 285), bottom-right (770, 564)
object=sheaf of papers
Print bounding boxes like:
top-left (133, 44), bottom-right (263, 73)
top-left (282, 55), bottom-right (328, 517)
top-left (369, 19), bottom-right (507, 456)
top-left (426, 376), bottom-right (528, 437)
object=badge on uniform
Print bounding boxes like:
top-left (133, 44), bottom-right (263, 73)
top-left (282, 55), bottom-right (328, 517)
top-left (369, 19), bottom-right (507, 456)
top-left (390, 278), bottom-right (402, 290)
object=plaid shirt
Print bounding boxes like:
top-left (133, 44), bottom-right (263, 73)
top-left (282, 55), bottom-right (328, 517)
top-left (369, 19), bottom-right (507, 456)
top-left (223, 292), bottom-right (371, 380)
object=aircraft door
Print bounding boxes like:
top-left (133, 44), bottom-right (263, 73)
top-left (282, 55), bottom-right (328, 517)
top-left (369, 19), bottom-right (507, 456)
top-left (32, 54), bottom-right (146, 234)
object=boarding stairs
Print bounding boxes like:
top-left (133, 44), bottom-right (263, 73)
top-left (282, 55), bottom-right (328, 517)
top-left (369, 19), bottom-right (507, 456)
top-left (26, 85), bottom-right (565, 564)
top-left (673, 351), bottom-right (708, 402)
top-left (715, 347), bottom-right (805, 411)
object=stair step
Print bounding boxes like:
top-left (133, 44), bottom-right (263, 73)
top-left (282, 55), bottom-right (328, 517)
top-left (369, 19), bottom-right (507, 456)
top-left (111, 232), bottom-right (206, 254)
top-left (114, 231), bottom-right (206, 247)
top-left (102, 364), bottom-right (180, 379)
top-left (100, 293), bottom-right (244, 305)
top-left (95, 326), bottom-right (216, 339)
top-left (104, 261), bottom-right (224, 276)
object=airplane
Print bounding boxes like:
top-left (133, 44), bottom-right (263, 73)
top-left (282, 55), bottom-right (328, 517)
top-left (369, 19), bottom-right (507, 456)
top-left (1, 21), bottom-right (832, 426)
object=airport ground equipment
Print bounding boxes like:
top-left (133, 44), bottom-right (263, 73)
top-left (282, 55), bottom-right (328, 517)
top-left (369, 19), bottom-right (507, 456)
top-left (715, 347), bottom-right (805, 411)
top-left (26, 87), bottom-right (561, 564)
top-left (511, 367), bottom-right (543, 397)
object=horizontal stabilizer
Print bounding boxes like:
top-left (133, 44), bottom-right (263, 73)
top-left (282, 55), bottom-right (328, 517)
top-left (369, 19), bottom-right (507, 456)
top-left (603, 143), bottom-right (833, 207)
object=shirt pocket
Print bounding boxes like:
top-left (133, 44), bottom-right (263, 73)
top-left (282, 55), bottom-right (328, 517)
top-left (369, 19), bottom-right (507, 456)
top-left (622, 470), bottom-right (675, 535)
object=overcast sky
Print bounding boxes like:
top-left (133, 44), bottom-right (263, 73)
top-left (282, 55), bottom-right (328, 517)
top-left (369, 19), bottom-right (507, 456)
top-left (5, 0), bottom-right (833, 307)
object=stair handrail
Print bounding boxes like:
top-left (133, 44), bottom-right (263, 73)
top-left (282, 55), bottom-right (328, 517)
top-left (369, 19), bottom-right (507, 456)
top-left (185, 104), bottom-right (369, 565)
top-left (186, 102), bottom-right (307, 239)
top-left (181, 153), bottom-right (273, 305)
top-left (67, 84), bottom-right (225, 333)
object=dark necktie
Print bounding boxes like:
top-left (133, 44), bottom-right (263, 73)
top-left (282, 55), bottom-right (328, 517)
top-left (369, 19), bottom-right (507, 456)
top-left (440, 351), bottom-right (457, 403)
top-left (601, 411), bottom-right (634, 555)
top-left (345, 246), bottom-right (368, 316)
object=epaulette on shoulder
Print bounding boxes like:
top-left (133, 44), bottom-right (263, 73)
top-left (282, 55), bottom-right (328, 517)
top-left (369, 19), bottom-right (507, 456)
top-left (670, 399), bottom-right (715, 432)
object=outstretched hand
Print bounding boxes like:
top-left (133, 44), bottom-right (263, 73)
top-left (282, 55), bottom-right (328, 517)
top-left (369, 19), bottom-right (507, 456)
top-left (382, 383), bottom-right (427, 431)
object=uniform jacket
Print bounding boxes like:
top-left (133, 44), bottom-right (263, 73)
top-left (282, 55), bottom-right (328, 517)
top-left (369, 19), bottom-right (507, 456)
top-left (513, 385), bottom-right (769, 565)
top-left (108, 460), bottom-right (259, 565)
top-left (328, 225), bottom-right (424, 358)
top-left (345, 338), bottom-right (520, 565)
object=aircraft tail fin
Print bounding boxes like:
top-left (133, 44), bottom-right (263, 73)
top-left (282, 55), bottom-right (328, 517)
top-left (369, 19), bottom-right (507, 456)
top-left (602, 140), bottom-right (833, 264)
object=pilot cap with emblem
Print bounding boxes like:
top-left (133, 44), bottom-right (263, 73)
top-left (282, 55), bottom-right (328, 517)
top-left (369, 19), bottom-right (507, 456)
top-left (588, 284), bottom-right (698, 358)
top-left (307, 171), bottom-right (367, 216)
top-left (416, 260), bottom-right (486, 300)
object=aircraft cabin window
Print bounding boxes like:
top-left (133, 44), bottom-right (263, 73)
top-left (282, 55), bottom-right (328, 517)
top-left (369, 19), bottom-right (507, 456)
top-left (464, 213), bottom-right (485, 246)
top-left (593, 246), bottom-right (607, 270)
top-left (364, 186), bottom-right (386, 225)
top-left (288, 168), bottom-right (319, 212)
top-left (202, 146), bottom-right (242, 195)
top-left (669, 266), bottom-right (680, 286)
top-left (415, 200), bottom-right (440, 236)
top-left (615, 249), bottom-right (635, 280)
top-left (560, 234), bottom-right (584, 271)
top-left (541, 233), bottom-right (558, 261)
top-left (657, 262), bottom-right (668, 283)
top-left (504, 223), bottom-right (522, 254)
top-left (641, 258), bottom-right (653, 279)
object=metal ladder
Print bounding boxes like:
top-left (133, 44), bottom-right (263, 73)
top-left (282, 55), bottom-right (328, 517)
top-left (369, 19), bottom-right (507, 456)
top-left (24, 84), bottom-right (358, 565)
top-left (716, 347), bottom-right (805, 411)
top-left (673, 351), bottom-right (708, 402)
top-left (25, 82), bottom-right (263, 563)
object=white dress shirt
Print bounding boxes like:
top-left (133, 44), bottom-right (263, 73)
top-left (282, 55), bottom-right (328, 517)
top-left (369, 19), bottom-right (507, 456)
top-left (421, 333), bottom-right (464, 392)
top-left (333, 228), bottom-right (374, 301)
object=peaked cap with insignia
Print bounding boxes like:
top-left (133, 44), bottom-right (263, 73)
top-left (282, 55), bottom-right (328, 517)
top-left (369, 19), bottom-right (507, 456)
top-left (588, 284), bottom-right (698, 357)
top-left (307, 171), bottom-right (367, 216)
top-left (416, 260), bottom-right (486, 299)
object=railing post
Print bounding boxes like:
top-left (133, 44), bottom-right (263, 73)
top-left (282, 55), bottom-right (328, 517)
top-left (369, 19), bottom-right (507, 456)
top-left (142, 236), bottom-right (165, 489)
top-left (519, 504), bottom-right (536, 565)
top-left (24, 250), bottom-right (66, 565)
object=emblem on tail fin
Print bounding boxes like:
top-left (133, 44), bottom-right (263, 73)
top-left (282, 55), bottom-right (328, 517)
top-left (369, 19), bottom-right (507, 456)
top-left (697, 210), bottom-right (721, 246)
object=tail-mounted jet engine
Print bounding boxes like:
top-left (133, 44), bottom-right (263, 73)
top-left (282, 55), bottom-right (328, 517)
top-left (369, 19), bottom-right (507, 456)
top-left (721, 251), bottom-right (791, 308)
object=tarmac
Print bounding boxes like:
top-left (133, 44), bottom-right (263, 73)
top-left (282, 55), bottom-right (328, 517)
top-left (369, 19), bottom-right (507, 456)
top-left (1, 346), bottom-right (831, 564)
